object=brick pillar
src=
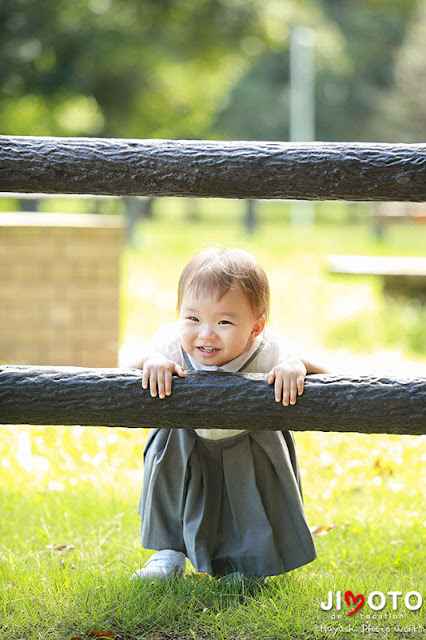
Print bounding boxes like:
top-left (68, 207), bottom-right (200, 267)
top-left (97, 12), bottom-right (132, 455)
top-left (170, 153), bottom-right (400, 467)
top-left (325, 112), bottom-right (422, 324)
top-left (0, 213), bottom-right (125, 367)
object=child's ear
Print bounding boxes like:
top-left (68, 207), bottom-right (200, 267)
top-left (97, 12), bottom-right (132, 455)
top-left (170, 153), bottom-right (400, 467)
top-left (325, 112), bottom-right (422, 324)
top-left (251, 314), bottom-right (266, 339)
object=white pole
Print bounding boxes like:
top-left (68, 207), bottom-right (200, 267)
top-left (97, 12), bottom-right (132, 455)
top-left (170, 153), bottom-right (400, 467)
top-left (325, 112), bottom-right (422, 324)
top-left (290, 26), bottom-right (316, 225)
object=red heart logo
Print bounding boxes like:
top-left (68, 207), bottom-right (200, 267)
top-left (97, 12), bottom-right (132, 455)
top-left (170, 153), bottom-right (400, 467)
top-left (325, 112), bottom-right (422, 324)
top-left (344, 590), bottom-right (365, 616)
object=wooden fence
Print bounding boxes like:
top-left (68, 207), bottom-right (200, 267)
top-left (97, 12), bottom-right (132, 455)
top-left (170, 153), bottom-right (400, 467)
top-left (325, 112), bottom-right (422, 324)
top-left (1, 136), bottom-right (425, 201)
top-left (0, 136), bottom-right (425, 435)
top-left (0, 366), bottom-right (424, 436)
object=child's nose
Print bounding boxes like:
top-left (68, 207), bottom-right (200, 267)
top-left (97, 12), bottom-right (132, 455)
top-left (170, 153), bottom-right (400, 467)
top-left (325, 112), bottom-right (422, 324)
top-left (199, 324), bottom-right (217, 339)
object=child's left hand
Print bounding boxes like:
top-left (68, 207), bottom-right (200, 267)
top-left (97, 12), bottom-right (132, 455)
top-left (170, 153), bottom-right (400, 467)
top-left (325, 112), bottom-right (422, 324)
top-left (267, 357), bottom-right (307, 406)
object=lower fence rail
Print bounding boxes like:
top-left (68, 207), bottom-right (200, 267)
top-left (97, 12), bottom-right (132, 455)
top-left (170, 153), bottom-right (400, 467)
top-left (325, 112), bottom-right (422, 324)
top-left (0, 365), bottom-right (424, 436)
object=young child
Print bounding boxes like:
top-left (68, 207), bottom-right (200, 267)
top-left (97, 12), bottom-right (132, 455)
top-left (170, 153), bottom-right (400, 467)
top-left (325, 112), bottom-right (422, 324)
top-left (122, 247), bottom-right (327, 580)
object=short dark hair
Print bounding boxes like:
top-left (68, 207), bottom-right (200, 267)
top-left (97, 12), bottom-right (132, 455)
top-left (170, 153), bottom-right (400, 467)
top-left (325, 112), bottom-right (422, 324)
top-left (177, 247), bottom-right (270, 319)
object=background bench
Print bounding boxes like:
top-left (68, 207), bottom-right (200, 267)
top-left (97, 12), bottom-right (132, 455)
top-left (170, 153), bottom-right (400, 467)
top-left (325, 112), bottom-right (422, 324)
top-left (328, 255), bottom-right (426, 299)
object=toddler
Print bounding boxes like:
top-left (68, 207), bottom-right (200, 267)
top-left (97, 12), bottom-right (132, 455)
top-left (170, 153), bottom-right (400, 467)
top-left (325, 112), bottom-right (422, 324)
top-left (122, 247), bottom-right (327, 580)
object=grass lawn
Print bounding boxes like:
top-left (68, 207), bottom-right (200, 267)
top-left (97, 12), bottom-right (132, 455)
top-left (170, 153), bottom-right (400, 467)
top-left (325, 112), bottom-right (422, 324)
top-left (1, 426), bottom-right (424, 640)
top-left (1, 200), bottom-right (425, 639)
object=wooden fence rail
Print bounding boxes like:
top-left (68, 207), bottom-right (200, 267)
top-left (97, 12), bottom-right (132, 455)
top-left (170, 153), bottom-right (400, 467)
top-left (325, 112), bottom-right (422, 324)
top-left (1, 138), bottom-right (424, 437)
top-left (0, 366), bottom-right (424, 436)
top-left (1, 136), bottom-right (425, 201)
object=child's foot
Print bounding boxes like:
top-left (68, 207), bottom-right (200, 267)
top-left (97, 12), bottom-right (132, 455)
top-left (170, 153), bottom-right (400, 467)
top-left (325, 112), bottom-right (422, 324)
top-left (131, 550), bottom-right (186, 581)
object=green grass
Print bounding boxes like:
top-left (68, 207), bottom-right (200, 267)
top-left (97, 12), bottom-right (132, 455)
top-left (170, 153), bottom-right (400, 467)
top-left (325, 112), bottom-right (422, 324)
top-left (1, 427), bottom-right (424, 639)
top-left (1, 203), bottom-right (425, 639)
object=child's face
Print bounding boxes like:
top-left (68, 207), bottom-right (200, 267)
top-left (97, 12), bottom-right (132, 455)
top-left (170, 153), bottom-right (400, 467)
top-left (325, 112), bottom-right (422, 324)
top-left (179, 286), bottom-right (265, 367)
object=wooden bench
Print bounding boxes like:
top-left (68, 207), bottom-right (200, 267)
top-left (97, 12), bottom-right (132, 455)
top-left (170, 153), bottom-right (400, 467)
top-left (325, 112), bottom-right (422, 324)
top-left (327, 255), bottom-right (426, 299)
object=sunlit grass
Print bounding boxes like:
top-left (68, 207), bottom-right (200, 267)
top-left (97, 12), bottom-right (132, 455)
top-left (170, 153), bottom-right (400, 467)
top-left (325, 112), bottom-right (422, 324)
top-left (1, 426), bottom-right (424, 639)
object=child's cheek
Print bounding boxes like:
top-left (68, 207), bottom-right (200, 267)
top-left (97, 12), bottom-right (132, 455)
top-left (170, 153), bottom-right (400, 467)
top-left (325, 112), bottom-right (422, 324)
top-left (178, 325), bottom-right (192, 350)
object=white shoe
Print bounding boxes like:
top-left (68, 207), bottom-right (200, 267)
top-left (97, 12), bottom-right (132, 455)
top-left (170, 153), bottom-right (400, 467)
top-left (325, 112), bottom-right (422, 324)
top-left (131, 550), bottom-right (186, 581)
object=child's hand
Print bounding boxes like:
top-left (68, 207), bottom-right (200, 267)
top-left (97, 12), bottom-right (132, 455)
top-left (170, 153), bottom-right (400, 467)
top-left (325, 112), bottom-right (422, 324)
top-left (142, 355), bottom-right (185, 399)
top-left (267, 357), bottom-right (307, 406)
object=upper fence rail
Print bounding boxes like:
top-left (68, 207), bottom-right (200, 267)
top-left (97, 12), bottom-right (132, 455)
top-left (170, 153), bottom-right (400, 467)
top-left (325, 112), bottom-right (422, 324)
top-left (0, 136), bottom-right (425, 201)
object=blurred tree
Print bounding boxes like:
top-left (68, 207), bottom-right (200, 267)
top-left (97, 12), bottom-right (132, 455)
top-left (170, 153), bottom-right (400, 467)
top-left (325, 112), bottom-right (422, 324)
top-left (317, 0), bottom-right (419, 141)
top-left (372, 0), bottom-right (426, 141)
top-left (213, 1), bottom-right (324, 140)
top-left (0, 0), bottom-right (273, 138)
top-left (213, 0), bottom-right (420, 142)
top-left (0, 0), bottom-right (421, 142)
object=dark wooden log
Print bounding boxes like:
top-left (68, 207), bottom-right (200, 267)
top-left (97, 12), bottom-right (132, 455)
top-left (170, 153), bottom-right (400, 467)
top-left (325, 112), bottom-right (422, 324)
top-left (1, 136), bottom-right (425, 201)
top-left (0, 366), bottom-right (424, 436)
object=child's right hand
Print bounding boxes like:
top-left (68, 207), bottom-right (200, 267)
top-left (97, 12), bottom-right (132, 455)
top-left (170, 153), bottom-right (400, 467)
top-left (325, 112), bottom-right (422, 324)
top-left (142, 355), bottom-right (185, 399)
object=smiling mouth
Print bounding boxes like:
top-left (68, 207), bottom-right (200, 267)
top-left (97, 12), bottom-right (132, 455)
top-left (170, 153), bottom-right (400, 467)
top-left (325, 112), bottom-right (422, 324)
top-left (197, 346), bottom-right (219, 353)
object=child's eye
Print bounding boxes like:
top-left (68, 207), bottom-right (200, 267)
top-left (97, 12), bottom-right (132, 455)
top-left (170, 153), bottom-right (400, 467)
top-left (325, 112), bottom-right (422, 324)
top-left (187, 316), bottom-right (199, 322)
top-left (218, 320), bottom-right (232, 325)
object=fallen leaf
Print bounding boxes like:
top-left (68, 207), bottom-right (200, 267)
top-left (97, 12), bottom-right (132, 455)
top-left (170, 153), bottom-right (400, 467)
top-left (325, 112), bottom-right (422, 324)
top-left (310, 523), bottom-right (336, 536)
top-left (47, 544), bottom-right (75, 553)
top-left (373, 457), bottom-right (394, 476)
top-left (88, 630), bottom-right (121, 639)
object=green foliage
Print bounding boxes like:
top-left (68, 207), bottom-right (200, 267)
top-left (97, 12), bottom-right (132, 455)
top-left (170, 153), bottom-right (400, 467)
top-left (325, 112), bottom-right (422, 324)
top-left (0, 0), bottom-right (267, 138)
top-left (1, 0), bottom-right (423, 141)
top-left (373, 0), bottom-right (426, 141)
top-left (214, 0), bottom-right (421, 141)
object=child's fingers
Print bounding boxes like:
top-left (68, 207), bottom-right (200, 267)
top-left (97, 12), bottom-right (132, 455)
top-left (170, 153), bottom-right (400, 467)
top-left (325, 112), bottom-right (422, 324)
top-left (297, 375), bottom-right (305, 396)
top-left (175, 364), bottom-right (186, 378)
top-left (274, 375), bottom-right (283, 403)
top-left (142, 366), bottom-right (159, 397)
top-left (156, 370), bottom-right (167, 399)
top-left (282, 378), bottom-right (291, 406)
top-left (143, 364), bottom-right (186, 399)
top-left (149, 370), bottom-right (159, 398)
top-left (289, 378), bottom-right (298, 405)
top-left (164, 366), bottom-right (185, 397)
top-left (164, 370), bottom-right (173, 397)
top-left (142, 366), bottom-right (150, 390)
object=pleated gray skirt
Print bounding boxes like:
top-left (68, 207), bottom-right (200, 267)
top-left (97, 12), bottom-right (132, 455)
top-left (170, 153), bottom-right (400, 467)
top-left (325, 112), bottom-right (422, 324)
top-left (138, 428), bottom-right (317, 577)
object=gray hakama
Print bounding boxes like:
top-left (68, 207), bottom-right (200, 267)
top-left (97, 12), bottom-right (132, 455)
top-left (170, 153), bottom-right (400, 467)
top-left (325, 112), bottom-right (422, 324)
top-left (138, 427), bottom-right (317, 577)
top-left (137, 326), bottom-right (317, 577)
